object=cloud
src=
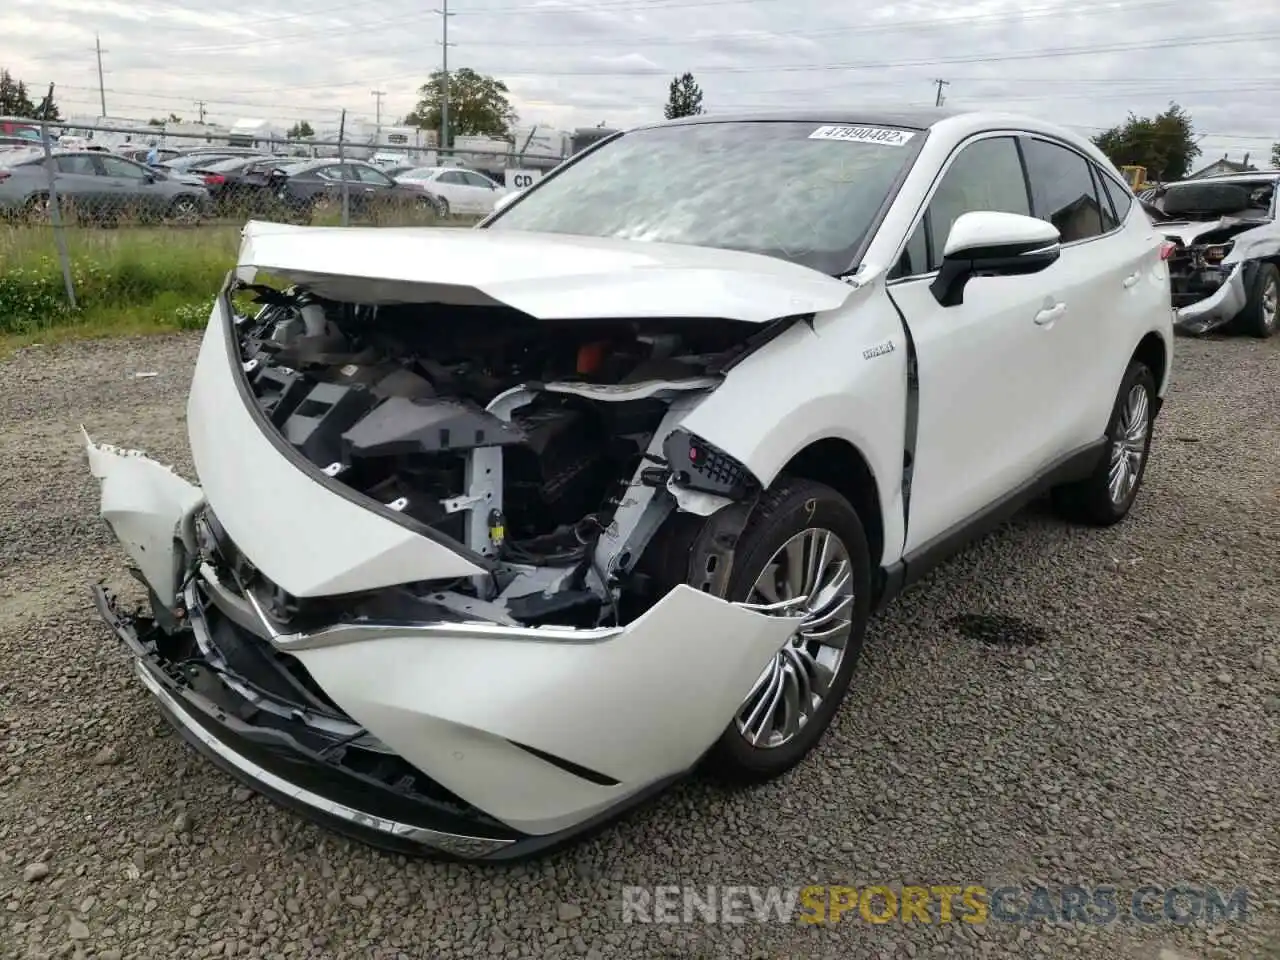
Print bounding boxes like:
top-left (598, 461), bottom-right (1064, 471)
top-left (0, 0), bottom-right (1274, 163)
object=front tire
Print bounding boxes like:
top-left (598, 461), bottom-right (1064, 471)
top-left (1051, 360), bottom-right (1157, 526)
top-left (701, 478), bottom-right (872, 783)
top-left (1235, 262), bottom-right (1279, 339)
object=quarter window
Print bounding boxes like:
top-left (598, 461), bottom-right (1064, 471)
top-left (1091, 166), bottom-right (1120, 232)
top-left (1021, 139), bottom-right (1105, 243)
top-left (1095, 169), bottom-right (1133, 224)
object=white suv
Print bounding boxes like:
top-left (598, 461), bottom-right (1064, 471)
top-left (86, 108), bottom-right (1173, 861)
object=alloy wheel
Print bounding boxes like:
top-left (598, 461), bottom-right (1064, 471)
top-left (169, 199), bottom-right (199, 225)
top-left (1262, 277), bottom-right (1279, 331)
top-left (1108, 384), bottom-right (1150, 505)
top-left (735, 528), bottom-right (855, 750)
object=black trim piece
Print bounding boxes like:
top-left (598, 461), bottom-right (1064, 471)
top-left (1013, 136), bottom-right (1034, 214)
top-left (873, 439), bottom-right (1106, 612)
top-left (709, 312), bottom-right (808, 375)
top-left (216, 275), bottom-right (499, 574)
top-left (507, 741), bottom-right (621, 787)
top-left (882, 283), bottom-right (919, 546)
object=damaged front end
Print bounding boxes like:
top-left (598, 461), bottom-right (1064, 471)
top-left (1149, 177), bottom-right (1280, 335)
top-left (83, 224), bottom-right (842, 858)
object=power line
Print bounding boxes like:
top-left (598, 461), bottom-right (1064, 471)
top-left (81, 27), bottom-right (1280, 101)
top-left (100, 0), bottom-right (1206, 58)
top-left (447, 0), bottom-right (1197, 45)
top-left (50, 76), bottom-right (1280, 121)
top-left (933, 79), bottom-right (949, 108)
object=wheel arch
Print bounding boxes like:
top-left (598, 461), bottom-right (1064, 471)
top-left (1131, 330), bottom-right (1170, 399)
top-left (776, 437), bottom-right (885, 571)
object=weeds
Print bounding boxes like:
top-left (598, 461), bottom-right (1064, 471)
top-left (0, 225), bottom-right (238, 335)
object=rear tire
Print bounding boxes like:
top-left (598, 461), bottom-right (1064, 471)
top-left (1234, 262), bottom-right (1279, 339)
top-left (700, 477), bottom-right (872, 784)
top-left (1051, 361), bottom-right (1157, 526)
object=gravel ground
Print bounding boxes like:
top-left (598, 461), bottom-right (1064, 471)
top-left (0, 331), bottom-right (1277, 960)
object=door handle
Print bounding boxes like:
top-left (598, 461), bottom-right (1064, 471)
top-left (1034, 303), bottom-right (1066, 325)
top-left (1123, 271), bottom-right (1141, 288)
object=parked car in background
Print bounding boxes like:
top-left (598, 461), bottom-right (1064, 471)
top-left (1142, 171), bottom-right (1279, 338)
top-left (187, 155), bottom-right (289, 216)
top-left (117, 144), bottom-right (182, 165)
top-left (86, 108), bottom-right (1172, 861)
top-left (0, 147), bottom-right (210, 224)
top-left (394, 166), bottom-right (507, 215)
top-left (274, 158), bottom-right (427, 219)
top-left (160, 151), bottom-right (270, 175)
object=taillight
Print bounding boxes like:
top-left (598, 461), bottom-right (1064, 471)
top-left (203, 174), bottom-right (225, 185)
top-left (1158, 241), bottom-right (1176, 261)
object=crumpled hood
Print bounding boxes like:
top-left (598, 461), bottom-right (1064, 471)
top-left (235, 220), bottom-right (855, 324)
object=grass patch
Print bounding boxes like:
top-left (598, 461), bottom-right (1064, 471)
top-left (0, 224), bottom-right (239, 339)
top-left (0, 214), bottom-right (483, 353)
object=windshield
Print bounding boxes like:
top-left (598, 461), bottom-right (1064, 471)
top-left (486, 120), bottom-right (922, 273)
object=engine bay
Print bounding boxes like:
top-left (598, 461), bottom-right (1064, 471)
top-left (224, 282), bottom-right (769, 627)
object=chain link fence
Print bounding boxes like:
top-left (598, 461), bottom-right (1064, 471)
top-left (1, 107), bottom-right (565, 325)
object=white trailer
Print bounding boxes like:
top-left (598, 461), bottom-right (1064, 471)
top-left (227, 118), bottom-right (287, 152)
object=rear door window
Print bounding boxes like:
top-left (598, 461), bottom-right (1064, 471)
top-left (1020, 138), bottom-right (1105, 243)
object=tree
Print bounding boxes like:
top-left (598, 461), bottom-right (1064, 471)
top-left (1091, 103), bottom-right (1200, 182)
top-left (663, 72), bottom-right (704, 120)
top-left (1271, 141), bottom-right (1280, 169)
top-left (287, 120), bottom-right (315, 139)
top-left (404, 68), bottom-right (518, 145)
top-left (150, 113), bottom-right (182, 125)
top-left (0, 69), bottom-right (49, 119)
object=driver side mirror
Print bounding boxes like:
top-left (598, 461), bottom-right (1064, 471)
top-left (929, 211), bottom-right (1061, 307)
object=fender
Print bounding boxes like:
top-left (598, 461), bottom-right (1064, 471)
top-left (675, 284), bottom-right (911, 567)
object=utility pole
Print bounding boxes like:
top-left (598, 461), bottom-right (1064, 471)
top-left (933, 78), bottom-right (950, 107)
top-left (371, 89), bottom-right (385, 140)
top-left (94, 34), bottom-right (108, 117)
top-left (435, 0), bottom-right (456, 152)
top-left (194, 100), bottom-right (207, 123)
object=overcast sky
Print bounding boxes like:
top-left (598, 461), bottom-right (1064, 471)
top-left (2, 0), bottom-right (1277, 164)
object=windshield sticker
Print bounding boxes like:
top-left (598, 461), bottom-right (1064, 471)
top-left (809, 125), bottom-right (915, 146)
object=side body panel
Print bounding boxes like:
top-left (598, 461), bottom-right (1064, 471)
top-left (676, 283), bottom-right (911, 568)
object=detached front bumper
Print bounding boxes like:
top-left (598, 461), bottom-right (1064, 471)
top-left (1173, 262), bottom-right (1247, 335)
top-left (91, 584), bottom-right (533, 859)
top-left (84, 434), bottom-right (801, 859)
